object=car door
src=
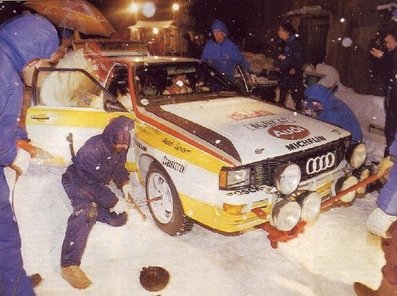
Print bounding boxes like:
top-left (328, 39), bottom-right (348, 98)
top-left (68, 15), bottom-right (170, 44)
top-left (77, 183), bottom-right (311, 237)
top-left (26, 67), bottom-right (135, 167)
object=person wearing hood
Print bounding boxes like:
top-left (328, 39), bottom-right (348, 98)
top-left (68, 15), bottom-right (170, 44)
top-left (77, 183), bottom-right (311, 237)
top-left (355, 136), bottom-right (397, 296)
top-left (60, 116), bottom-right (135, 289)
top-left (303, 83), bottom-right (363, 142)
top-left (201, 19), bottom-right (250, 78)
top-left (275, 22), bottom-right (306, 111)
top-left (0, 14), bottom-right (60, 296)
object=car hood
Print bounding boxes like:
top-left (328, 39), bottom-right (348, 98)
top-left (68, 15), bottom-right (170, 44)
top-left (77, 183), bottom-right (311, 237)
top-left (145, 96), bottom-right (350, 164)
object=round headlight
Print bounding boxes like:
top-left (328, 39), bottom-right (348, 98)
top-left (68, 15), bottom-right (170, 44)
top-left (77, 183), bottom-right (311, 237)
top-left (297, 191), bottom-right (321, 222)
top-left (271, 200), bottom-right (301, 231)
top-left (332, 175), bottom-right (359, 203)
top-left (274, 163), bottom-right (301, 195)
top-left (349, 143), bottom-right (367, 169)
top-left (356, 167), bottom-right (370, 195)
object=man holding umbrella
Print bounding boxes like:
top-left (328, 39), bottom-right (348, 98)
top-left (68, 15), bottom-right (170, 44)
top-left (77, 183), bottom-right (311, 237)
top-left (0, 14), bottom-right (60, 295)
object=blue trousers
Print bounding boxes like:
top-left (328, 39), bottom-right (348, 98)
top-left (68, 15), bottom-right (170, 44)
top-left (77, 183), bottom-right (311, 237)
top-left (0, 169), bottom-right (34, 296)
top-left (61, 177), bottom-right (127, 267)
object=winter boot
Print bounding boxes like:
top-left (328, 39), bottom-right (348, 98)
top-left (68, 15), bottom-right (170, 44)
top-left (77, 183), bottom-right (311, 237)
top-left (30, 273), bottom-right (42, 288)
top-left (354, 279), bottom-right (397, 296)
top-left (61, 265), bottom-right (92, 289)
top-left (97, 207), bottom-right (128, 227)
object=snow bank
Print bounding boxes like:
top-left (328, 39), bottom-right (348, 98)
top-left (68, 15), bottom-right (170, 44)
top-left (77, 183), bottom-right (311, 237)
top-left (7, 161), bottom-right (384, 296)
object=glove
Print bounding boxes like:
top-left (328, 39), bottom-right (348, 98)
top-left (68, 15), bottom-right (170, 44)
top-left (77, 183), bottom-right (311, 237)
top-left (10, 148), bottom-right (31, 175)
top-left (122, 183), bottom-right (134, 200)
top-left (16, 139), bottom-right (37, 157)
top-left (377, 156), bottom-right (394, 178)
top-left (17, 139), bottom-right (53, 160)
top-left (110, 198), bottom-right (129, 214)
top-left (367, 207), bottom-right (397, 238)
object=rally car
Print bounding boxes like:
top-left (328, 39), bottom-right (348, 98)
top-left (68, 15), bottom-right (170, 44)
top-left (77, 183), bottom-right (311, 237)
top-left (26, 56), bottom-right (372, 237)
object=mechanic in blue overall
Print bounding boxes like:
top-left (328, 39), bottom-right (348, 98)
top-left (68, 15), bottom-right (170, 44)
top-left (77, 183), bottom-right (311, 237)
top-left (275, 22), bottom-right (306, 111)
top-left (303, 83), bottom-right (363, 143)
top-left (0, 14), bottom-right (59, 296)
top-left (201, 19), bottom-right (250, 79)
top-left (60, 116), bottom-right (135, 289)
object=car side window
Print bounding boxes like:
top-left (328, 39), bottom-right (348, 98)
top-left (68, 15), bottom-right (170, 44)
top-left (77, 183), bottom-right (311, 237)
top-left (36, 68), bottom-right (104, 109)
top-left (105, 65), bottom-right (131, 112)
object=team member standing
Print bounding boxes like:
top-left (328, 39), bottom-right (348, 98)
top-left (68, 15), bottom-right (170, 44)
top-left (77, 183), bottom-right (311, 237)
top-left (275, 22), bottom-right (306, 111)
top-left (369, 27), bottom-right (397, 157)
top-left (0, 14), bottom-right (59, 295)
top-left (201, 19), bottom-right (250, 78)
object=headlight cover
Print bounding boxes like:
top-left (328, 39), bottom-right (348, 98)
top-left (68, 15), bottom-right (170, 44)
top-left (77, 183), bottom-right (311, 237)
top-left (219, 167), bottom-right (251, 190)
top-left (274, 163), bottom-right (301, 195)
top-left (348, 142), bottom-right (367, 169)
top-left (296, 191), bottom-right (321, 221)
top-left (271, 200), bottom-right (301, 231)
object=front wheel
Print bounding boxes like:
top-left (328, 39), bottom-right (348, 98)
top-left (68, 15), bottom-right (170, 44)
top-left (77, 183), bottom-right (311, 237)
top-left (145, 163), bottom-right (193, 236)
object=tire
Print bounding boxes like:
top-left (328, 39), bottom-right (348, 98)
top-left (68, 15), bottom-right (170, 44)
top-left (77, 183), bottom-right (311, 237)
top-left (145, 163), bottom-right (194, 236)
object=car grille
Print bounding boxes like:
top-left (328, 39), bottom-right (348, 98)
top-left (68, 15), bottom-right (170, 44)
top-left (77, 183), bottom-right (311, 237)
top-left (252, 140), bottom-right (346, 187)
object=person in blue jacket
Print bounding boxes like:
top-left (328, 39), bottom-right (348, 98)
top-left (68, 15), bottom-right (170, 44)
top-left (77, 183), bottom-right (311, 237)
top-left (275, 22), bottom-right (306, 111)
top-left (303, 83), bottom-right (363, 142)
top-left (60, 116), bottom-right (135, 289)
top-left (201, 19), bottom-right (250, 78)
top-left (354, 136), bottom-right (397, 295)
top-left (0, 14), bottom-right (59, 296)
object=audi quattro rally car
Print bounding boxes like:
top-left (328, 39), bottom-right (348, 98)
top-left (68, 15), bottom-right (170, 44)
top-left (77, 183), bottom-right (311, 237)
top-left (26, 56), bottom-right (371, 236)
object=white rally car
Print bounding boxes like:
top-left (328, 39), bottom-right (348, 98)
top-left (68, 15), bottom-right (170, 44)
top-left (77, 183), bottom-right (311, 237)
top-left (26, 56), bottom-right (372, 238)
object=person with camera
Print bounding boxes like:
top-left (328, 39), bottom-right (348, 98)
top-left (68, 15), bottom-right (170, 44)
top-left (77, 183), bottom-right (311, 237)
top-left (370, 27), bottom-right (397, 157)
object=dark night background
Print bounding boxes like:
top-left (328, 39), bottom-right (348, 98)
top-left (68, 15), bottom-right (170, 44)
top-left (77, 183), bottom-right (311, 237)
top-left (0, 0), bottom-right (395, 95)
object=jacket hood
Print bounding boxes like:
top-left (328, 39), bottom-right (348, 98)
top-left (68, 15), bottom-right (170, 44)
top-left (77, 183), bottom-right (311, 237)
top-left (211, 20), bottom-right (228, 35)
top-left (304, 83), bottom-right (333, 108)
top-left (102, 116), bottom-right (134, 147)
top-left (0, 14), bottom-right (59, 71)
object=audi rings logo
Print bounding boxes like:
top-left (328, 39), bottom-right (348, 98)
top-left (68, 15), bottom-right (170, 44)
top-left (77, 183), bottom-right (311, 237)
top-left (305, 152), bottom-right (335, 174)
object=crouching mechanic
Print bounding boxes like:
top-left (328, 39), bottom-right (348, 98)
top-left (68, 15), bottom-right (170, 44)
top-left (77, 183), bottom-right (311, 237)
top-left (303, 83), bottom-right (363, 143)
top-left (60, 116), bottom-right (135, 289)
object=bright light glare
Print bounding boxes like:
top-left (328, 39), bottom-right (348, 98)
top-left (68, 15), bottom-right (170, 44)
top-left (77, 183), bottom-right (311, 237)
top-left (340, 18), bottom-right (346, 23)
top-left (129, 3), bottom-right (139, 13)
top-left (153, 27), bottom-right (159, 34)
top-left (342, 37), bottom-right (353, 48)
top-left (142, 1), bottom-right (156, 18)
top-left (172, 3), bottom-right (180, 11)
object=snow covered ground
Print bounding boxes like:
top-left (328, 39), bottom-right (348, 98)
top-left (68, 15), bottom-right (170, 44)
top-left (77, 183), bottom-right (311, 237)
top-left (9, 91), bottom-right (386, 296)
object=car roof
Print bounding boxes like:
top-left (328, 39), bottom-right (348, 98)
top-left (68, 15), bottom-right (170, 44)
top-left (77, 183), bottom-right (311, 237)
top-left (108, 55), bottom-right (199, 65)
top-left (73, 39), bottom-right (150, 57)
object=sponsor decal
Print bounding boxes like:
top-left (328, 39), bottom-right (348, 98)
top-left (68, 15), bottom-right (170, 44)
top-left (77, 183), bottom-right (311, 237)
top-left (136, 141), bottom-right (147, 152)
top-left (226, 185), bottom-right (270, 196)
top-left (244, 117), bottom-right (295, 130)
top-left (162, 156), bottom-right (186, 173)
top-left (285, 136), bottom-right (327, 151)
top-left (230, 110), bottom-right (273, 121)
top-left (268, 124), bottom-right (310, 140)
top-left (162, 138), bottom-right (192, 155)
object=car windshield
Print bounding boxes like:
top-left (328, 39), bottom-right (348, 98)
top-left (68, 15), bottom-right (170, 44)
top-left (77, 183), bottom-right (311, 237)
top-left (134, 62), bottom-right (245, 106)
